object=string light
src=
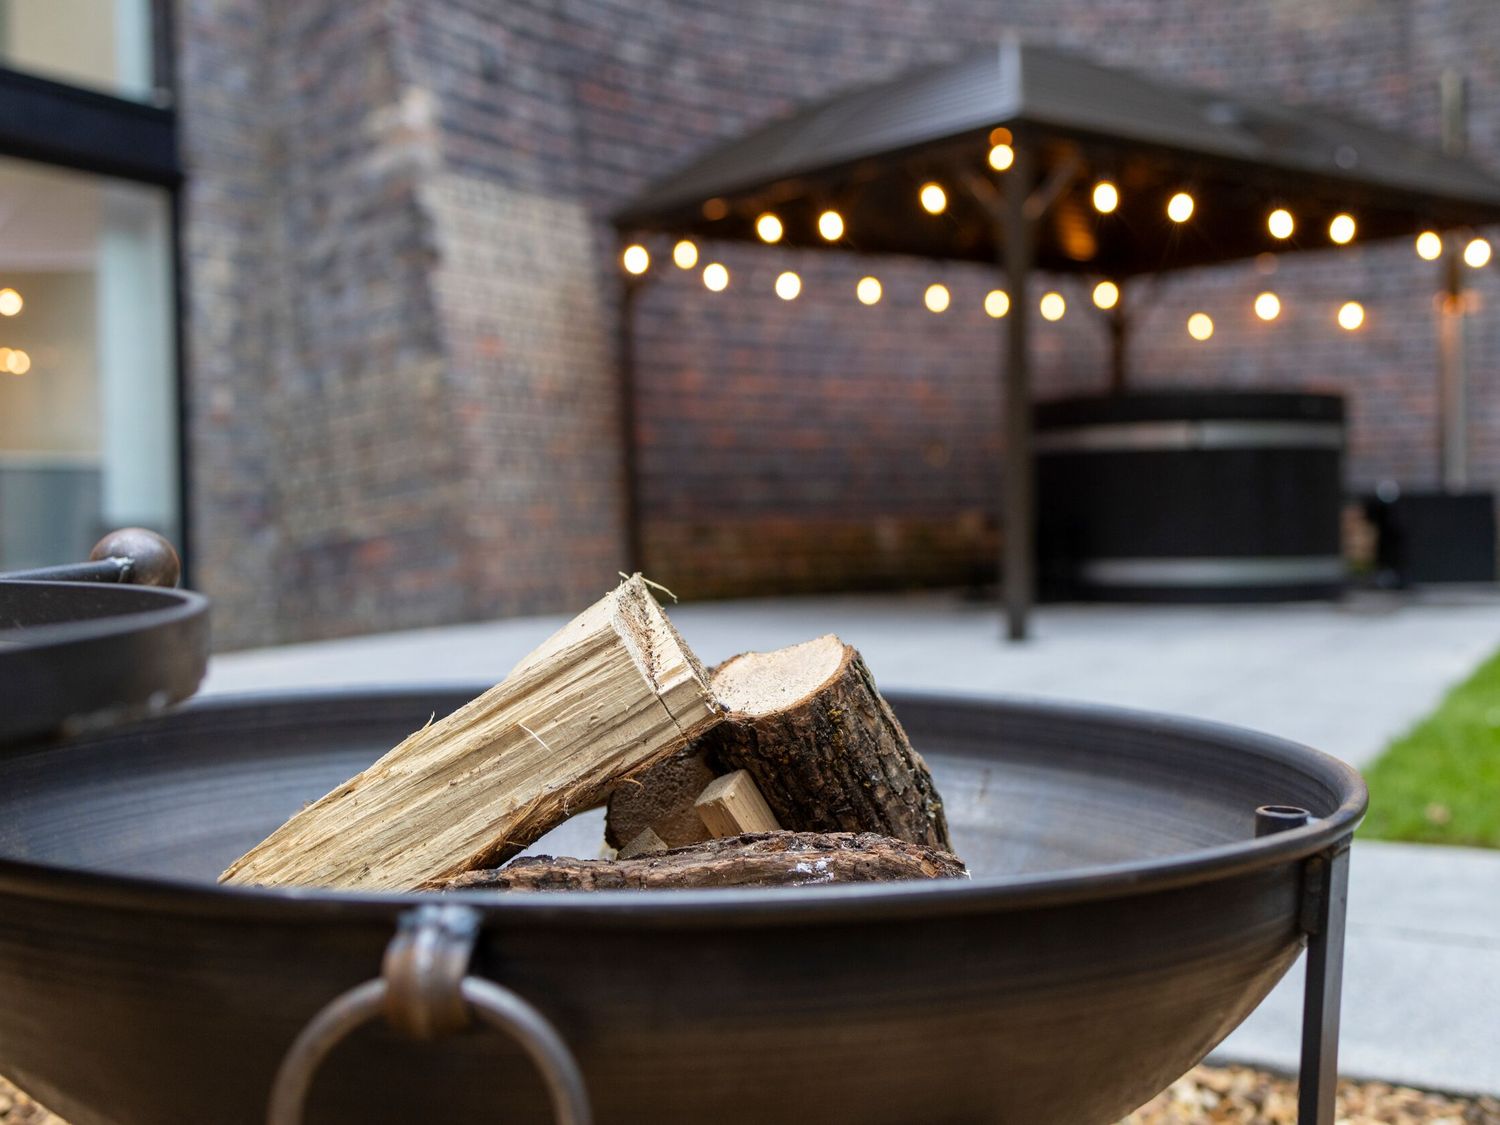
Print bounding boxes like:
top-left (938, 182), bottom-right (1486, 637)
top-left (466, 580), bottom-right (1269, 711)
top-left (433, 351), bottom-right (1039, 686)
top-left (774, 271), bottom-right (801, 300)
top-left (856, 277), bottom-right (882, 305)
top-left (984, 289), bottom-right (1010, 318)
top-left (817, 210), bottom-right (845, 241)
top-left (672, 240), bottom-right (698, 269)
top-left (1254, 292), bottom-right (1281, 321)
top-left (755, 213), bottom-right (784, 243)
top-left (1167, 192), bottom-right (1195, 223)
top-left (1337, 301), bottom-right (1365, 330)
top-left (1187, 312), bottom-right (1214, 340)
top-left (1415, 231), bottom-right (1443, 261)
top-left (1328, 213), bottom-right (1356, 244)
top-left (621, 244), bottom-right (650, 275)
top-left (1092, 182), bottom-right (1119, 214)
top-left (0, 289), bottom-right (22, 317)
top-left (1267, 209), bottom-right (1295, 239)
top-left (1039, 292), bottom-right (1066, 321)
top-left (919, 183), bottom-right (948, 215)
top-left (1092, 280), bottom-right (1119, 309)
top-left (703, 263), bottom-right (729, 292)
top-left (924, 283), bottom-right (951, 313)
top-left (3, 348), bottom-right (30, 375)
top-left (988, 143), bottom-right (1015, 171)
top-left (1464, 238), bottom-right (1492, 268)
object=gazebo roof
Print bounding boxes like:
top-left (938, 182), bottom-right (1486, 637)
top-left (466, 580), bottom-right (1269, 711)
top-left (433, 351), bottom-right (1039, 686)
top-left (614, 40), bottom-right (1500, 275)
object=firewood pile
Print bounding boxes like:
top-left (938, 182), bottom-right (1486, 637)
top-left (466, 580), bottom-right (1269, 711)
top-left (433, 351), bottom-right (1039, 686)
top-left (220, 576), bottom-right (963, 892)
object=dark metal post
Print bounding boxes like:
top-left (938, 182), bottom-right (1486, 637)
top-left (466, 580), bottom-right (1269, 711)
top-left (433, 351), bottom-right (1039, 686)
top-left (616, 275), bottom-right (645, 574)
top-left (1108, 288), bottom-right (1128, 394)
top-left (1439, 69), bottom-right (1470, 491)
top-left (1298, 844), bottom-right (1351, 1125)
top-left (1000, 142), bottom-right (1036, 641)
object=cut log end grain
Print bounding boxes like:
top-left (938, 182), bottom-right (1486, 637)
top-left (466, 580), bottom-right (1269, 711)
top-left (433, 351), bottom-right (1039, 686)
top-left (604, 751), bottom-right (716, 849)
top-left (697, 635), bottom-right (953, 851)
top-left (432, 832), bottom-right (969, 892)
top-left (218, 575), bottom-right (720, 891)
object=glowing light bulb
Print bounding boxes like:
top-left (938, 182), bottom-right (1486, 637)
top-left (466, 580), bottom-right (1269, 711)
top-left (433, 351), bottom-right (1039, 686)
top-left (1267, 209), bottom-right (1295, 240)
top-left (817, 210), bottom-right (845, 241)
top-left (1328, 213), bottom-right (1356, 244)
top-left (774, 271), bottom-right (801, 300)
top-left (1337, 301), bottom-right (1365, 330)
top-left (1187, 312), bottom-right (1214, 341)
top-left (0, 288), bottom-right (22, 317)
top-left (5, 348), bottom-right (30, 374)
top-left (988, 143), bottom-right (1015, 172)
top-left (1254, 292), bottom-right (1281, 321)
top-left (1092, 182), bottom-right (1119, 214)
top-left (702, 263), bottom-right (729, 292)
top-left (984, 289), bottom-right (1010, 318)
top-left (1415, 231), bottom-right (1443, 261)
top-left (919, 183), bottom-right (947, 215)
top-left (856, 276), bottom-right (882, 306)
top-left (1039, 292), bottom-right (1066, 321)
top-left (1092, 280), bottom-right (1120, 310)
top-left (621, 244), bottom-right (650, 275)
top-left (924, 283), bottom-right (951, 313)
top-left (672, 240), bottom-right (698, 269)
top-left (755, 213), bottom-right (783, 243)
top-left (1464, 238), bottom-right (1491, 268)
top-left (1167, 192), bottom-right (1195, 223)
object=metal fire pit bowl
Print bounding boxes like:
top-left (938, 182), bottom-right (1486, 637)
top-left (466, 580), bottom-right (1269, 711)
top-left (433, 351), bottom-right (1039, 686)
top-left (0, 687), bottom-right (1365, 1125)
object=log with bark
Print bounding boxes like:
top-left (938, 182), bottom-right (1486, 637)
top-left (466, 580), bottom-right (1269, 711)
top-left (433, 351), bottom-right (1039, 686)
top-left (432, 832), bottom-right (968, 892)
top-left (219, 576), bottom-right (721, 891)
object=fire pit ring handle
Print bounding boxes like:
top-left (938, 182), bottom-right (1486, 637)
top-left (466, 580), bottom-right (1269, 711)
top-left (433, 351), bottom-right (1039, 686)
top-left (266, 904), bottom-right (592, 1125)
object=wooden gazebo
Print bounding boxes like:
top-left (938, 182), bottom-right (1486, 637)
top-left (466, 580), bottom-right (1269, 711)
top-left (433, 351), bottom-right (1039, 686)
top-left (613, 38), bottom-right (1500, 639)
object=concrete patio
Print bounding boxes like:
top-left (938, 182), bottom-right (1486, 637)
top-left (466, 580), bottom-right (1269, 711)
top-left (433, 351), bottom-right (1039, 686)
top-left (207, 589), bottom-right (1500, 1097)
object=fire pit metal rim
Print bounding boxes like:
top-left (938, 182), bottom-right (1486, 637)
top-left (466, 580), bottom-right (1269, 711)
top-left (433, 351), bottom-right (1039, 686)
top-left (0, 686), bottom-right (1367, 926)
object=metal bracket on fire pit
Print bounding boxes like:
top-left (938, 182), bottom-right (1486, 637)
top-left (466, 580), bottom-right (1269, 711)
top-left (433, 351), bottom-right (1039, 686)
top-left (266, 904), bottom-right (593, 1125)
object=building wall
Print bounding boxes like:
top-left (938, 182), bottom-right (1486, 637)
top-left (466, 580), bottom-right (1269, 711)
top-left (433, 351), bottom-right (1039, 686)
top-left (177, 0), bottom-right (1500, 644)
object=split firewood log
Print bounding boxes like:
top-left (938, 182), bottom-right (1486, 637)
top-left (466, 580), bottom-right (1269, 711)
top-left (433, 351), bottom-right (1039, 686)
top-left (608, 636), bottom-right (952, 852)
top-left (431, 832), bottom-right (968, 892)
top-left (219, 576), bottom-right (721, 891)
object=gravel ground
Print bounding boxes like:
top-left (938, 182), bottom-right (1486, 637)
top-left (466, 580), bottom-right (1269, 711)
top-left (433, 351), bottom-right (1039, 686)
top-left (4, 1065), bottom-right (1497, 1123)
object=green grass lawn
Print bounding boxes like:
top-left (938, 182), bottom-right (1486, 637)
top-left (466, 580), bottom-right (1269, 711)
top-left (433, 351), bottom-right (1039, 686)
top-left (1360, 646), bottom-right (1500, 848)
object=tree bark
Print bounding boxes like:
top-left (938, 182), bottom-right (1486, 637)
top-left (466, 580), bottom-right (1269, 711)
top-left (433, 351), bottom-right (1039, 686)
top-left (605, 750), bottom-right (716, 849)
top-left (433, 832), bottom-right (967, 892)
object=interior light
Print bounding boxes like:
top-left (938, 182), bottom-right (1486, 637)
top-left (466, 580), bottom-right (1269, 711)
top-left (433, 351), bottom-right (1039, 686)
top-left (1267, 209), bottom-right (1295, 240)
top-left (1329, 213), bottom-right (1356, 244)
top-left (703, 263), bottom-right (729, 292)
top-left (856, 276), bottom-right (882, 306)
top-left (1092, 280), bottom-right (1119, 309)
top-left (755, 213), bottom-right (783, 243)
top-left (0, 289), bottom-right (22, 317)
top-left (817, 210), bottom-right (845, 241)
top-left (1092, 182), bottom-right (1119, 214)
top-left (924, 283), bottom-right (951, 313)
top-left (1464, 238), bottom-right (1492, 268)
top-left (988, 144), bottom-right (1015, 172)
top-left (621, 244), bottom-right (650, 275)
top-left (774, 271), bottom-right (801, 300)
top-left (1187, 312), bottom-right (1214, 340)
top-left (672, 240), bottom-right (698, 269)
top-left (984, 289), bottom-right (1010, 318)
top-left (1039, 292), bottom-right (1066, 321)
top-left (1254, 292), bottom-right (1281, 321)
top-left (1167, 192), bottom-right (1195, 223)
top-left (919, 183), bottom-right (948, 215)
top-left (1415, 231), bottom-right (1443, 261)
top-left (1337, 301), bottom-right (1365, 330)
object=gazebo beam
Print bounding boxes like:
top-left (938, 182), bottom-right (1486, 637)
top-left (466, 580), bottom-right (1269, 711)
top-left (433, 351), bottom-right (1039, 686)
top-left (1001, 141), bottom-right (1037, 642)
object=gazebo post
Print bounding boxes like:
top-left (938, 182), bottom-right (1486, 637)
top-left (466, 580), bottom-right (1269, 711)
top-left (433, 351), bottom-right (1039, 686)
top-left (1439, 69), bottom-right (1471, 490)
top-left (1108, 287), bottom-right (1129, 394)
top-left (616, 270), bottom-right (645, 573)
top-left (1000, 141), bottom-right (1036, 641)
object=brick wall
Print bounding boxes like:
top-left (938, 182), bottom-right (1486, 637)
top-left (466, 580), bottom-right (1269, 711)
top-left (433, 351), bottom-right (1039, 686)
top-left (177, 0), bottom-right (1500, 643)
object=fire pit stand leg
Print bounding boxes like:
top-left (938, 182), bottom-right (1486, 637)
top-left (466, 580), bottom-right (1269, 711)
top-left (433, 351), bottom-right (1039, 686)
top-left (1298, 843), bottom-right (1351, 1125)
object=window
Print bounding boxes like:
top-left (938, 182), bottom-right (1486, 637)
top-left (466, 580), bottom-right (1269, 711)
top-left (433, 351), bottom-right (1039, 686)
top-left (0, 156), bottom-right (176, 569)
top-left (0, 0), bottom-right (160, 103)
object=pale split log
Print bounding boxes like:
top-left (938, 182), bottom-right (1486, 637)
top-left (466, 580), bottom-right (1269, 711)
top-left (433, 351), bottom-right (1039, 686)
top-left (693, 769), bottom-right (781, 836)
top-left (219, 576), bottom-right (720, 891)
top-left (617, 827), bottom-right (669, 860)
top-left (431, 832), bottom-right (969, 892)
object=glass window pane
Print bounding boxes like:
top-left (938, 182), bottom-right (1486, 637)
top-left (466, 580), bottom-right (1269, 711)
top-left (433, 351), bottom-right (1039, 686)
top-left (0, 0), bottom-right (157, 103)
top-left (0, 156), bottom-right (177, 570)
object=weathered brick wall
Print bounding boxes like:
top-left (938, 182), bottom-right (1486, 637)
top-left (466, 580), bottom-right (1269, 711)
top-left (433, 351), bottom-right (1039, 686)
top-left (178, 0), bottom-right (1500, 642)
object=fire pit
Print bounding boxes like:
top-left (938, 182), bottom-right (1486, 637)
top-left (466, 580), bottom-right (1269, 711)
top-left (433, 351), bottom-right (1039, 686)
top-left (0, 544), bottom-right (1365, 1125)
